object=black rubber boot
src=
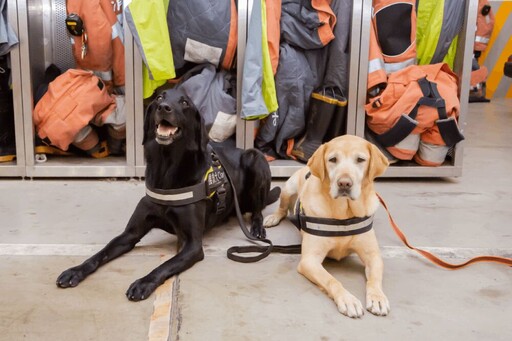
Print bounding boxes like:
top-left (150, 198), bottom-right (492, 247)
top-left (107, 125), bottom-right (126, 156)
top-left (324, 87), bottom-right (348, 142)
top-left (0, 90), bottom-right (16, 162)
top-left (291, 88), bottom-right (343, 162)
top-left (0, 58), bottom-right (16, 163)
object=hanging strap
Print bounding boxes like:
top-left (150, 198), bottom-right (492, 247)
top-left (376, 193), bottom-right (512, 269)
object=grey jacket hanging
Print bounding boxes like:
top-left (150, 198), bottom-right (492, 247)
top-left (176, 64), bottom-right (237, 142)
top-left (255, 0), bottom-right (352, 159)
top-left (167, 0), bottom-right (237, 71)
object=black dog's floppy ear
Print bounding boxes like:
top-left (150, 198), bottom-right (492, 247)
top-left (183, 97), bottom-right (209, 152)
top-left (142, 100), bottom-right (158, 145)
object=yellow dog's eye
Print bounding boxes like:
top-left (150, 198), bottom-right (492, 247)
top-left (357, 157), bottom-right (366, 163)
top-left (328, 157), bottom-right (337, 163)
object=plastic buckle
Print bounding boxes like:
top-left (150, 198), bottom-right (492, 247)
top-left (215, 185), bottom-right (227, 215)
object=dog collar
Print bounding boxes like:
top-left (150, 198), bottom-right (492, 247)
top-left (290, 199), bottom-right (374, 237)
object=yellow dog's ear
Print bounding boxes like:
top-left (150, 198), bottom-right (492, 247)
top-left (367, 142), bottom-right (389, 180)
top-left (307, 143), bottom-right (327, 182)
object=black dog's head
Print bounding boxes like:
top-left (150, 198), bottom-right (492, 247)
top-left (142, 88), bottom-right (207, 151)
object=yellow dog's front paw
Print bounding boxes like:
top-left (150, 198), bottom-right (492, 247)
top-left (335, 293), bottom-right (364, 318)
top-left (366, 289), bottom-right (390, 316)
top-left (263, 214), bottom-right (283, 228)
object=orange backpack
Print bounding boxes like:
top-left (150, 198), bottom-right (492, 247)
top-left (33, 69), bottom-right (116, 151)
top-left (365, 63), bottom-right (464, 166)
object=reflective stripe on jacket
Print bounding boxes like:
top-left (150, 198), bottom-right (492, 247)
top-left (367, 0), bottom-right (417, 91)
top-left (474, 0), bottom-right (494, 52)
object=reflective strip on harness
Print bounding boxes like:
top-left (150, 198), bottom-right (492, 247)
top-left (145, 149), bottom-right (228, 209)
top-left (146, 183), bottom-right (205, 206)
top-left (290, 198), bottom-right (374, 237)
top-left (302, 215), bottom-right (374, 237)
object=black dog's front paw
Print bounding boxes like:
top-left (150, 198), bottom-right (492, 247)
top-left (56, 266), bottom-right (86, 288)
top-left (126, 277), bottom-right (158, 301)
top-left (251, 223), bottom-right (267, 239)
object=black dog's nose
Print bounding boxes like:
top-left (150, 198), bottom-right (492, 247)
top-left (337, 178), bottom-right (353, 189)
top-left (157, 104), bottom-right (172, 112)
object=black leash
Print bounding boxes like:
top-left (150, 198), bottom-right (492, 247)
top-left (211, 146), bottom-right (300, 263)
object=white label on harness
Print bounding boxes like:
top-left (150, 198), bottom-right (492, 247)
top-left (184, 38), bottom-right (222, 67)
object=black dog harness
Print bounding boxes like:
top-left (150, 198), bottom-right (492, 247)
top-left (289, 199), bottom-right (374, 237)
top-left (145, 149), bottom-right (228, 214)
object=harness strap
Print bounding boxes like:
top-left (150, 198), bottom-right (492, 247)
top-left (375, 77), bottom-right (429, 147)
top-left (377, 193), bottom-right (512, 269)
top-left (429, 82), bottom-right (465, 147)
top-left (146, 182), bottom-right (208, 206)
top-left (145, 148), bottom-right (228, 209)
top-left (290, 198), bottom-right (374, 237)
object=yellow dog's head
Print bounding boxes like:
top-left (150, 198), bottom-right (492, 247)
top-left (307, 135), bottom-right (389, 200)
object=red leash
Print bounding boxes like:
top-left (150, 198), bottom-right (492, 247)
top-left (376, 193), bottom-right (512, 269)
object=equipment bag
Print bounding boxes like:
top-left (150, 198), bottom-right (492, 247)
top-left (33, 69), bottom-right (116, 151)
top-left (365, 63), bottom-right (464, 166)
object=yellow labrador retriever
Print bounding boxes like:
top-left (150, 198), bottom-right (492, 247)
top-left (264, 135), bottom-right (389, 318)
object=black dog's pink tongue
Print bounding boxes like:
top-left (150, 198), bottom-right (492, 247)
top-left (157, 124), bottom-right (178, 137)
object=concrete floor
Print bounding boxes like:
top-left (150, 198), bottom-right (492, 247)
top-left (1, 99), bottom-right (511, 341)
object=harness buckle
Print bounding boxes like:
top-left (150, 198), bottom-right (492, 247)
top-left (215, 185), bottom-right (227, 215)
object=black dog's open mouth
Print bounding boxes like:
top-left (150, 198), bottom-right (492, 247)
top-left (155, 120), bottom-right (181, 145)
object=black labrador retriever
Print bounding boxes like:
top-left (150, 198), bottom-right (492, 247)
top-left (56, 88), bottom-right (279, 301)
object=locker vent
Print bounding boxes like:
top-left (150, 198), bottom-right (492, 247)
top-left (51, 0), bottom-right (75, 71)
